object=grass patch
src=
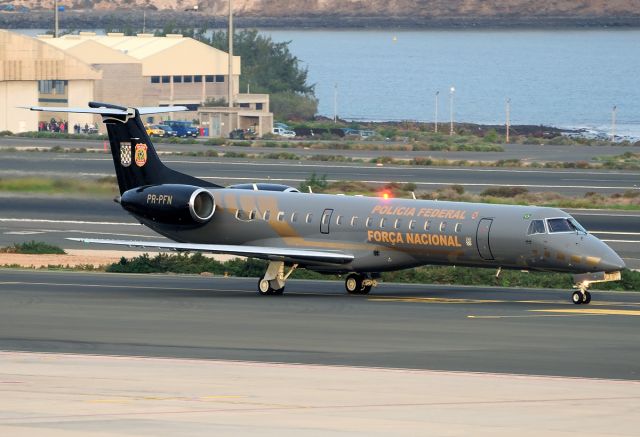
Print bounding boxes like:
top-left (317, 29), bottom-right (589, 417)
top-left (0, 177), bottom-right (118, 196)
top-left (104, 253), bottom-right (639, 291)
top-left (1, 240), bottom-right (66, 254)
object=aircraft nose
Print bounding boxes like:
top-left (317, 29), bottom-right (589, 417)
top-left (595, 241), bottom-right (626, 271)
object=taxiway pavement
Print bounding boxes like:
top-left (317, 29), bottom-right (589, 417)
top-left (1, 270), bottom-right (639, 380)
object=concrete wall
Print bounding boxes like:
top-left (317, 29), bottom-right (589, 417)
top-left (66, 79), bottom-right (96, 129)
top-left (0, 81), bottom-right (38, 133)
top-left (93, 63), bottom-right (144, 109)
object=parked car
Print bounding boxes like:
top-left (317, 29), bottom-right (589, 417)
top-left (157, 124), bottom-right (178, 137)
top-left (229, 128), bottom-right (257, 140)
top-left (272, 127), bottom-right (296, 138)
top-left (274, 122), bottom-right (290, 130)
top-left (162, 120), bottom-right (199, 138)
top-left (146, 125), bottom-right (165, 137)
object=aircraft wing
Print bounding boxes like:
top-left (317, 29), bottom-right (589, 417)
top-left (25, 105), bottom-right (188, 115)
top-left (67, 238), bottom-right (354, 264)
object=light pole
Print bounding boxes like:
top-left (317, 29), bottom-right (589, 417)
top-left (611, 105), bottom-right (617, 141)
top-left (333, 83), bottom-right (338, 124)
top-left (54, 0), bottom-right (59, 37)
top-left (449, 87), bottom-right (455, 136)
top-left (506, 98), bottom-right (511, 144)
top-left (227, 0), bottom-right (234, 109)
top-left (434, 91), bottom-right (439, 133)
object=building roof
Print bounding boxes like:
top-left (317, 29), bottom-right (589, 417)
top-left (39, 33), bottom-right (241, 77)
top-left (0, 30), bottom-right (101, 81)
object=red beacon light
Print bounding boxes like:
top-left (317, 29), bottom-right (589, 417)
top-left (381, 192), bottom-right (391, 200)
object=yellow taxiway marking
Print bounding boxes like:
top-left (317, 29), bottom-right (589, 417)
top-left (531, 308), bottom-right (640, 316)
top-left (368, 297), bottom-right (504, 304)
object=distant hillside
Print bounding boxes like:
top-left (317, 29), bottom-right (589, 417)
top-left (6, 0), bottom-right (640, 17)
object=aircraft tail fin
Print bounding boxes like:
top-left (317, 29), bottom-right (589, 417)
top-left (28, 102), bottom-right (222, 194)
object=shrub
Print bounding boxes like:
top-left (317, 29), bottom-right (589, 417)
top-left (481, 186), bottom-right (529, 197)
top-left (1, 240), bottom-right (66, 254)
top-left (204, 137), bottom-right (226, 146)
top-left (270, 91), bottom-right (318, 120)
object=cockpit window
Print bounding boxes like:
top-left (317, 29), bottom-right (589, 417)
top-left (527, 219), bottom-right (546, 235)
top-left (547, 217), bottom-right (586, 233)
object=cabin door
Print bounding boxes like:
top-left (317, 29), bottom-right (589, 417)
top-left (320, 209), bottom-right (334, 234)
top-left (476, 218), bottom-right (495, 260)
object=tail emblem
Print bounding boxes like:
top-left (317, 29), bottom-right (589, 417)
top-left (135, 143), bottom-right (148, 167)
top-left (120, 143), bottom-right (131, 167)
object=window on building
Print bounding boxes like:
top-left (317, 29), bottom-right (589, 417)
top-left (173, 76), bottom-right (182, 83)
top-left (239, 103), bottom-right (250, 108)
top-left (183, 75), bottom-right (193, 83)
top-left (38, 80), bottom-right (67, 95)
top-left (205, 75), bottom-right (214, 82)
top-left (256, 103), bottom-right (263, 110)
top-left (194, 75), bottom-right (203, 83)
top-left (151, 76), bottom-right (160, 84)
top-left (161, 76), bottom-right (170, 84)
top-left (216, 75), bottom-right (225, 82)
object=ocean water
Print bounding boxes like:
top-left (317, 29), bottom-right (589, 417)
top-left (266, 30), bottom-right (640, 138)
top-left (16, 28), bottom-right (640, 137)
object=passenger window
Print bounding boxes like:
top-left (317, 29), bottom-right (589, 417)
top-left (249, 210), bottom-right (257, 220)
top-left (380, 218), bottom-right (386, 228)
top-left (527, 219), bottom-right (546, 235)
top-left (322, 214), bottom-right (330, 225)
top-left (424, 220), bottom-right (431, 231)
top-left (277, 211), bottom-right (285, 222)
top-left (263, 210), bottom-right (271, 221)
top-left (409, 220), bottom-right (416, 231)
top-left (455, 223), bottom-right (462, 233)
top-left (439, 222), bottom-right (447, 232)
top-left (291, 212), bottom-right (298, 223)
top-left (366, 217), bottom-right (373, 228)
top-left (306, 213), bottom-right (313, 223)
top-left (394, 218), bottom-right (401, 229)
top-left (336, 215), bottom-right (343, 225)
top-left (351, 216), bottom-right (358, 227)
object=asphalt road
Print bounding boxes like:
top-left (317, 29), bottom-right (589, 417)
top-left (1, 270), bottom-right (639, 380)
top-left (1, 150), bottom-right (639, 195)
top-left (1, 135), bottom-right (637, 163)
top-left (2, 196), bottom-right (639, 268)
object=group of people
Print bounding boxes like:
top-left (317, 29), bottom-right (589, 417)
top-left (37, 119), bottom-right (99, 134)
top-left (38, 119), bottom-right (67, 133)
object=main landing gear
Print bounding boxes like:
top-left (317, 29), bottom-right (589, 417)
top-left (571, 289), bottom-right (591, 305)
top-left (345, 273), bottom-right (377, 295)
top-left (257, 261), bottom-right (298, 296)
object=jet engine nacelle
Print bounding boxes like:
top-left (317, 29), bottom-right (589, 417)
top-left (120, 184), bottom-right (215, 226)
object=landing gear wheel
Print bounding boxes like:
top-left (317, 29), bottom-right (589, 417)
top-left (583, 291), bottom-right (591, 304)
top-left (571, 291), bottom-right (584, 305)
top-left (272, 287), bottom-right (285, 296)
top-left (361, 284), bottom-right (372, 295)
top-left (258, 278), bottom-right (272, 296)
top-left (345, 274), bottom-right (363, 295)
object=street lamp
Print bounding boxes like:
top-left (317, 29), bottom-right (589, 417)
top-left (434, 91), bottom-right (439, 133)
top-left (228, 0), bottom-right (234, 109)
top-left (333, 83), bottom-right (338, 124)
top-left (611, 105), bottom-right (617, 141)
top-left (506, 98), bottom-right (511, 144)
top-left (449, 87), bottom-right (455, 136)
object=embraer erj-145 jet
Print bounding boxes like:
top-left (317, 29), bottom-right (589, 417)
top-left (28, 103), bottom-right (625, 304)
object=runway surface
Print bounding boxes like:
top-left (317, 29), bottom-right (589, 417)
top-left (1, 150), bottom-right (639, 195)
top-left (1, 270), bottom-right (639, 380)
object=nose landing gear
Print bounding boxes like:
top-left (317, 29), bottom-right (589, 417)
top-left (571, 271), bottom-right (621, 305)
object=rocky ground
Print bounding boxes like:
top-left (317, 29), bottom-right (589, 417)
top-left (2, 10), bottom-right (640, 30)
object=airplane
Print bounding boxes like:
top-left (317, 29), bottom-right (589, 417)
top-left (28, 102), bottom-right (625, 304)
